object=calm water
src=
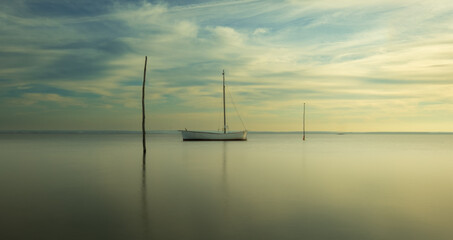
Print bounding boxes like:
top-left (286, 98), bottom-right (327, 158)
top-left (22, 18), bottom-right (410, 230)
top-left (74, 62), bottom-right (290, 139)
top-left (0, 133), bottom-right (452, 240)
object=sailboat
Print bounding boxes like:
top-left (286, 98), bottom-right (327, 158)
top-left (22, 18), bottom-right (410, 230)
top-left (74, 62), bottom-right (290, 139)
top-left (181, 70), bottom-right (247, 141)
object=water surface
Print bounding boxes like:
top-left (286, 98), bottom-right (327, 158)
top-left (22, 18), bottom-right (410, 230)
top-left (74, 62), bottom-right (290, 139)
top-left (1, 133), bottom-right (452, 239)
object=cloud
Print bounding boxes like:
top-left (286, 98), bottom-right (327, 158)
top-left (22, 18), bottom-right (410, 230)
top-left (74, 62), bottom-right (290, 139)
top-left (0, 0), bottom-right (452, 131)
top-left (8, 93), bottom-right (85, 107)
top-left (253, 28), bottom-right (268, 35)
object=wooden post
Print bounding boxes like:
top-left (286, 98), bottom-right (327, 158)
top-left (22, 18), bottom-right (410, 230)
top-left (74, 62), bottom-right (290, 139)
top-left (303, 103), bottom-right (306, 141)
top-left (142, 56), bottom-right (147, 153)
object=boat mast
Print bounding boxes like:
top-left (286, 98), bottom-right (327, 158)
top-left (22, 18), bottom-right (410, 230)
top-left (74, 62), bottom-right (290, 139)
top-left (303, 103), bottom-right (305, 141)
top-left (223, 70), bottom-right (226, 134)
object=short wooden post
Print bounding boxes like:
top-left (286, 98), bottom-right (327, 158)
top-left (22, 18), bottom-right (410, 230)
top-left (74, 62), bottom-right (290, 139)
top-left (303, 103), bottom-right (306, 141)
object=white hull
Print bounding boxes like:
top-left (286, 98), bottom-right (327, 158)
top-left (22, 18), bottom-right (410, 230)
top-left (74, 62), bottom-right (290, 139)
top-left (181, 130), bottom-right (247, 141)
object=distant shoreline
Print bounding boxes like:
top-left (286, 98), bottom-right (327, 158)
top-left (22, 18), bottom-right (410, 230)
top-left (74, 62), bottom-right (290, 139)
top-left (1, 130), bottom-right (452, 135)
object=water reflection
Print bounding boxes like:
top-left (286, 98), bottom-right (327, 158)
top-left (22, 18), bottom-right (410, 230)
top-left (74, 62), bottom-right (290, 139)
top-left (221, 142), bottom-right (229, 217)
top-left (141, 152), bottom-right (149, 239)
top-left (3, 133), bottom-right (453, 239)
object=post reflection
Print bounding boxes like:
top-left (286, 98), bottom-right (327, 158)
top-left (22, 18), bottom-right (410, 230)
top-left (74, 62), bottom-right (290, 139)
top-left (141, 152), bottom-right (149, 239)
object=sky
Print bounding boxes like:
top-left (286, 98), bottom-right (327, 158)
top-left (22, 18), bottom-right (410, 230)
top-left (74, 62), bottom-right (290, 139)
top-left (1, 0), bottom-right (452, 132)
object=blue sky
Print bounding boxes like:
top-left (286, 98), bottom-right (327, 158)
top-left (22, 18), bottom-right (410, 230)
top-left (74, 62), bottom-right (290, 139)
top-left (1, 0), bottom-right (452, 131)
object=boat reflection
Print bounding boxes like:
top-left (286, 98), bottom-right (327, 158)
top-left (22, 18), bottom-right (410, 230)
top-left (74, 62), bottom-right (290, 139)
top-left (222, 142), bottom-right (229, 214)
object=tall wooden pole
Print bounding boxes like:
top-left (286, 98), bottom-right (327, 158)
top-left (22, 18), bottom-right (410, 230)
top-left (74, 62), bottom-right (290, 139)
top-left (222, 70), bottom-right (226, 134)
top-left (142, 56), bottom-right (147, 154)
top-left (303, 103), bottom-right (306, 141)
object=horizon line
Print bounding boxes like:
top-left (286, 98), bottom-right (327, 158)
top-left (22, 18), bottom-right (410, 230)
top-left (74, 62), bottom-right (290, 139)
top-left (1, 130), bottom-right (452, 134)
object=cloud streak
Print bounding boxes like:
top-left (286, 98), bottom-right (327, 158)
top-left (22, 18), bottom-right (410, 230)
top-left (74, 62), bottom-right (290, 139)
top-left (0, 0), bottom-right (452, 131)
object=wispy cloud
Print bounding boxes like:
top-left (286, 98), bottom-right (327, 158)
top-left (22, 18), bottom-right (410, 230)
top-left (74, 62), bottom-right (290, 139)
top-left (0, 0), bottom-right (452, 131)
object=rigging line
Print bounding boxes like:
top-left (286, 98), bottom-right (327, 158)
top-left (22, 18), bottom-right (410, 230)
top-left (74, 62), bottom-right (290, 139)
top-left (216, 89), bottom-right (223, 132)
top-left (226, 84), bottom-right (247, 130)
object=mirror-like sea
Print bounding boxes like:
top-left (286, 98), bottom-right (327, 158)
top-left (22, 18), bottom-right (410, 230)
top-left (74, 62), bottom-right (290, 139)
top-left (1, 133), bottom-right (452, 240)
